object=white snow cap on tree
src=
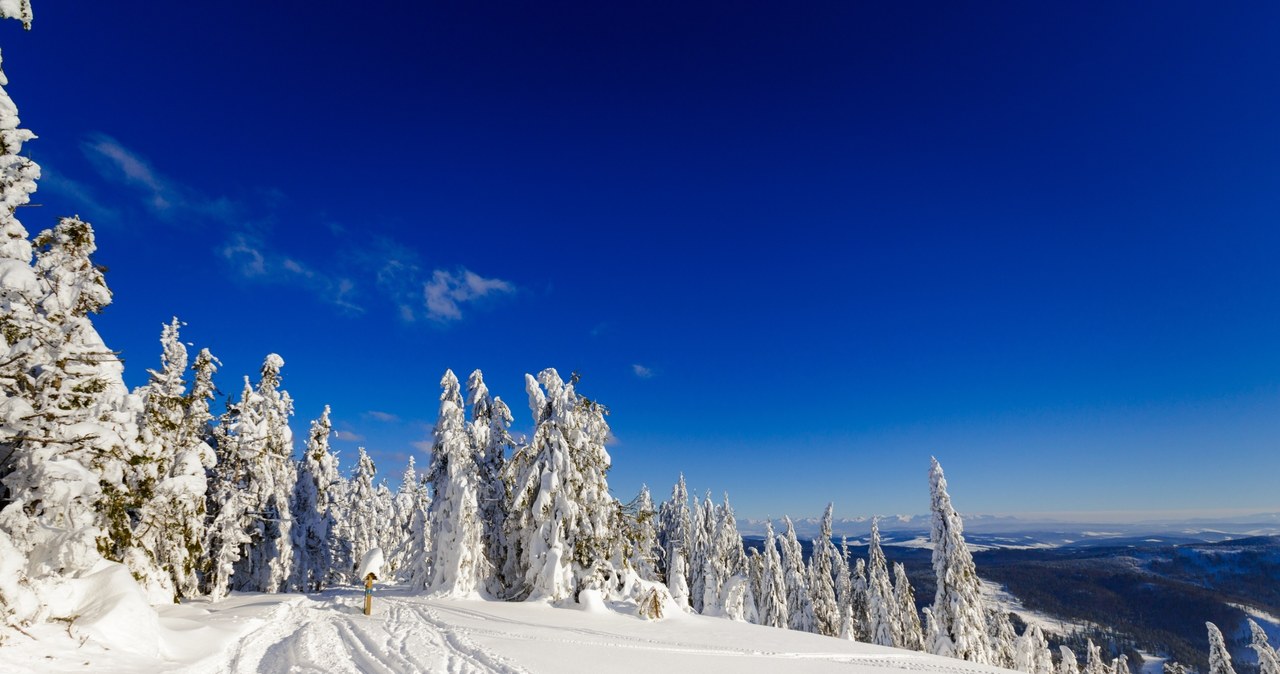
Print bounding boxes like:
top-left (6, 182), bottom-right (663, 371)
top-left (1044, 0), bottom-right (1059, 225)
top-left (808, 503), bottom-right (840, 637)
top-left (928, 457), bottom-right (992, 664)
top-left (1207, 622), bottom-right (1237, 674)
top-left (866, 517), bottom-right (898, 647)
top-left (756, 520), bottom-right (788, 629)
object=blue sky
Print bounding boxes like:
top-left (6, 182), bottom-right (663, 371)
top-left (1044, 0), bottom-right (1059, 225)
top-left (4, 2), bottom-right (1278, 520)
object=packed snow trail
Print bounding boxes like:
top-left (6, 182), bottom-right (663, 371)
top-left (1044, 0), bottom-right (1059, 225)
top-left (6, 585), bottom-right (1021, 673)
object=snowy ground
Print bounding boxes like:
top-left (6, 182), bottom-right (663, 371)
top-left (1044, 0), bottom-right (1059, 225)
top-left (5, 586), bottom-right (1021, 674)
top-left (979, 580), bottom-right (1090, 639)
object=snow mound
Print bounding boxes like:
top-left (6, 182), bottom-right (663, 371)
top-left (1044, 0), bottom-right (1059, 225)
top-left (47, 560), bottom-right (164, 657)
top-left (357, 547), bottom-right (384, 580)
top-left (576, 588), bottom-right (608, 614)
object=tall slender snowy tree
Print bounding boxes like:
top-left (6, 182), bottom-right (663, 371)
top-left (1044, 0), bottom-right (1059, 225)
top-left (1059, 646), bottom-right (1080, 674)
top-left (780, 517), bottom-right (816, 632)
top-left (629, 485), bottom-right (661, 581)
top-left (866, 517), bottom-right (899, 647)
top-left (344, 446), bottom-right (380, 581)
top-left (1207, 622), bottom-right (1237, 674)
top-left (809, 503), bottom-right (841, 637)
top-left (757, 520), bottom-right (788, 629)
top-left (928, 457), bottom-right (991, 664)
top-left (291, 406), bottom-right (340, 592)
top-left (893, 562), bottom-right (925, 651)
top-left (988, 609), bottom-right (1019, 670)
top-left (657, 474), bottom-right (691, 582)
top-left (466, 369), bottom-right (511, 594)
top-left (425, 369), bottom-right (489, 597)
top-left (222, 355), bottom-right (296, 593)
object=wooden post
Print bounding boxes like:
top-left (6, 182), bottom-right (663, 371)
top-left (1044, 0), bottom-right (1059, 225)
top-left (363, 573), bottom-right (376, 616)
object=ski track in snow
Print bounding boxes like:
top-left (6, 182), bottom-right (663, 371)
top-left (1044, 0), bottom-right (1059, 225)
top-left (211, 595), bottom-right (527, 674)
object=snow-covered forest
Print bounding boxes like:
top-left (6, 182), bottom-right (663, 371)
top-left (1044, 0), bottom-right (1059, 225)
top-left (0, 5), bottom-right (1272, 674)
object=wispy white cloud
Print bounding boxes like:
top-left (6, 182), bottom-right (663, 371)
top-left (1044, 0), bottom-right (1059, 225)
top-left (424, 268), bottom-right (514, 322)
top-left (365, 410), bottom-right (400, 423)
top-left (219, 233), bottom-right (362, 313)
top-left (38, 164), bottom-right (121, 224)
top-left (80, 133), bottom-right (235, 221)
top-left (632, 363), bottom-right (654, 379)
top-left (333, 429), bottom-right (364, 442)
top-left (411, 440), bottom-right (434, 453)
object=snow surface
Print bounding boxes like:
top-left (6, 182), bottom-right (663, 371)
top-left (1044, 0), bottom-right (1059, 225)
top-left (4, 586), bottom-right (1023, 674)
top-left (980, 580), bottom-right (1090, 638)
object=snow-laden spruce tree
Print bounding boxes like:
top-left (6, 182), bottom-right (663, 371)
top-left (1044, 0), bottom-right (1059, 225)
top-left (1058, 646), bottom-right (1080, 674)
top-left (757, 520), bottom-right (789, 629)
top-left (667, 545), bottom-right (691, 610)
top-left (893, 562), bottom-right (925, 651)
top-left (344, 446), bottom-right (380, 581)
top-left (291, 405), bottom-right (340, 592)
top-left (657, 474), bottom-right (691, 581)
top-left (866, 517), bottom-right (899, 646)
top-left (928, 457), bottom-right (991, 664)
top-left (1250, 619), bottom-right (1280, 674)
top-left (505, 369), bottom-right (618, 602)
top-left (1013, 624), bottom-right (1054, 674)
top-left (425, 370), bottom-right (489, 596)
top-left (383, 456), bottom-right (419, 577)
top-left (1083, 639), bottom-right (1108, 674)
top-left (988, 609), bottom-right (1019, 670)
top-left (1, 218), bottom-right (139, 594)
top-left (629, 485), bottom-right (661, 581)
top-left (779, 516), bottom-right (817, 632)
top-left (1111, 654), bottom-right (1129, 674)
top-left (835, 536), bottom-right (856, 640)
top-left (848, 557), bottom-right (871, 641)
top-left (221, 355), bottom-right (296, 593)
top-left (1207, 622), bottom-right (1237, 674)
top-left (131, 318), bottom-right (217, 601)
top-left (373, 480), bottom-right (397, 568)
top-left (809, 503), bottom-right (840, 636)
top-left (466, 369), bottom-right (512, 594)
top-left (707, 494), bottom-right (749, 618)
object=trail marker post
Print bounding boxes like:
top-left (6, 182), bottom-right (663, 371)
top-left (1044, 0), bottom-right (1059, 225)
top-left (364, 573), bottom-right (377, 616)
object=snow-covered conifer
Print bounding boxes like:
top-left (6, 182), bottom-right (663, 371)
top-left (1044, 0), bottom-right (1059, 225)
top-left (425, 370), bottom-right (489, 597)
top-left (779, 516), bottom-right (817, 632)
top-left (466, 369), bottom-right (511, 593)
top-left (1207, 622), bottom-right (1237, 674)
top-left (809, 504), bottom-right (840, 637)
top-left (928, 457), bottom-right (991, 664)
top-left (630, 485), bottom-right (661, 581)
top-left (1250, 619), bottom-right (1280, 674)
top-left (504, 369), bottom-right (618, 602)
top-left (849, 557), bottom-right (871, 641)
top-left (1112, 654), bottom-right (1130, 674)
top-left (656, 474), bottom-right (691, 582)
top-left (988, 609), bottom-right (1019, 670)
top-left (757, 521), bottom-right (788, 629)
top-left (894, 562), bottom-right (925, 651)
top-left (1015, 624), bottom-right (1054, 674)
top-left (1083, 639), bottom-right (1108, 674)
top-left (291, 406), bottom-right (340, 591)
top-left (866, 517), bottom-right (898, 646)
top-left (1059, 646), bottom-right (1080, 674)
top-left (345, 446), bottom-right (380, 581)
top-left (667, 546), bottom-right (691, 611)
top-left (221, 355), bottom-right (297, 593)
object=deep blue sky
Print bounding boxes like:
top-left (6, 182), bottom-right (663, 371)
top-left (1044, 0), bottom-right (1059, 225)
top-left (4, 2), bottom-right (1278, 520)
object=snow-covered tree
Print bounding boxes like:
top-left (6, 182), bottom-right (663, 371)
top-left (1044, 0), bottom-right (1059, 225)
top-left (1014, 624), bottom-right (1054, 674)
top-left (894, 562), bottom-right (925, 651)
top-left (988, 609), bottom-right (1019, 670)
top-left (466, 369), bottom-right (511, 593)
top-left (400, 466), bottom-right (432, 589)
top-left (667, 546), bottom-right (690, 611)
top-left (836, 536), bottom-right (856, 640)
top-left (1059, 646), bottom-right (1080, 674)
top-left (708, 494), bottom-right (748, 615)
top-left (425, 369), bottom-right (489, 597)
top-left (657, 474), bottom-right (691, 581)
top-left (291, 405), bottom-right (340, 591)
top-left (345, 446), bottom-right (380, 581)
top-left (219, 355), bottom-right (296, 593)
top-left (848, 557), bottom-right (871, 641)
top-left (1111, 654), bottom-right (1130, 674)
top-left (1, 217), bottom-right (137, 604)
top-left (1207, 622), bottom-right (1237, 674)
top-left (629, 485), bottom-right (661, 581)
top-left (928, 457), bottom-right (991, 664)
top-left (1250, 619), bottom-right (1280, 674)
top-left (866, 517), bottom-right (898, 646)
top-left (131, 318), bottom-right (216, 601)
top-left (505, 369), bottom-right (618, 602)
top-left (1083, 639), bottom-right (1108, 674)
top-left (688, 494), bottom-right (714, 613)
top-left (779, 516), bottom-right (817, 633)
top-left (809, 503), bottom-right (841, 637)
top-left (757, 520), bottom-right (788, 629)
